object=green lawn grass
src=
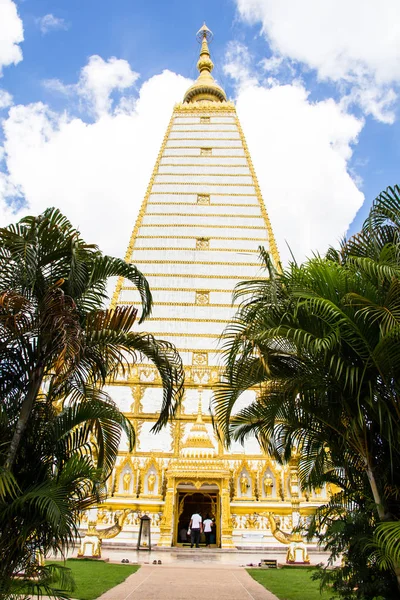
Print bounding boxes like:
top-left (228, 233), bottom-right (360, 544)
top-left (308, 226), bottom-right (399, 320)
top-left (248, 567), bottom-right (335, 600)
top-left (48, 558), bottom-right (139, 600)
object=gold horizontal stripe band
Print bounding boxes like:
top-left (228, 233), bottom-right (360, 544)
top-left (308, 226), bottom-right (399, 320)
top-left (118, 301), bottom-right (234, 308)
top-left (159, 164), bottom-right (247, 167)
top-left (156, 172), bottom-right (252, 177)
top-left (146, 202), bottom-right (259, 207)
top-left (174, 106), bottom-right (236, 113)
top-left (134, 273), bottom-right (267, 279)
top-left (170, 129), bottom-right (239, 133)
top-left (124, 348), bottom-right (221, 354)
top-left (122, 287), bottom-right (238, 292)
top-left (172, 120), bottom-right (237, 127)
top-left (140, 317), bottom-right (230, 323)
top-left (167, 137), bottom-right (240, 141)
top-left (130, 260), bottom-right (260, 266)
top-left (134, 236), bottom-right (266, 240)
top-left (150, 192), bottom-right (256, 196)
top-left (152, 182), bottom-right (254, 187)
top-left (160, 156), bottom-right (246, 161)
top-left (176, 348), bottom-right (224, 353)
top-left (144, 213), bottom-right (261, 219)
top-left (173, 116), bottom-right (235, 119)
top-left (131, 247), bottom-right (259, 253)
top-left (139, 224), bottom-right (266, 229)
top-left (173, 118), bottom-right (235, 122)
top-left (164, 145), bottom-right (242, 149)
top-left (141, 332), bottom-right (221, 338)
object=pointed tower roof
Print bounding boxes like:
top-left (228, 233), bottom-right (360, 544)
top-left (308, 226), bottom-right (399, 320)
top-left (183, 23), bottom-right (227, 104)
top-left (181, 392), bottom-right (216, 458)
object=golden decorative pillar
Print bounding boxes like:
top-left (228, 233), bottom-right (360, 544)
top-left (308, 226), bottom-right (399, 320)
top-left (220, 477), bottom-right (234, 548)
top-left (158, 476), bottom-right (175, 547)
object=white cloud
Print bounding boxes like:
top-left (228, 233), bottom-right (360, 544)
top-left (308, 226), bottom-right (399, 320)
top-left (78, 56), bottom-right (139, 117)
top-left (236, 0), bottom-right (400, 122)
top-left (260, 55), bottom-right (284, 74)
top-left (0, 49), bottom-right (364, 269)
top-left (235, 81), bottom-right (364, 263)
top-left (37, 14), bottom-right (68, 35)
top-left (0, 66), bottom-right (191, 261)
top-left (45, 55), bottom-right (140, 118)
top-left (224, 41), bottom-right (258, 89)
top-left (0, 89), bottom-right (13, 109)
top-left (0, 0), bottom-right (23, 75)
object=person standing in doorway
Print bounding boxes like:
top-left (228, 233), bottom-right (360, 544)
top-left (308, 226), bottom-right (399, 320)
top-left (189, 510), bottom-right (202, 548)
top-left (203, 514), bottom-right (213, 547)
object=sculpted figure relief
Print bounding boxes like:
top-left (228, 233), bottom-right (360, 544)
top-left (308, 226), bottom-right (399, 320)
top-left (240, 474), bottom-right (249, 495)
top-left (148, 473), bottom-right (156, 494)
top-left (264, 474), bottom-right (274, 496)
top-left (246, 514), bottom-right (258, 529)
top-left (122, 471), bottom-right (131, 493)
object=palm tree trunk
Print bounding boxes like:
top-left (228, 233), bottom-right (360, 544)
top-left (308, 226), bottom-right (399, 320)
top-left (366, 465), bottom-right (400, 591)
top-left (365, 465), bottom-right (385, 520)
top-left (5, 366), bottom-right (44, 470)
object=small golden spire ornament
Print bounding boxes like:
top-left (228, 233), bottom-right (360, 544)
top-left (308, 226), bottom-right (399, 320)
top-left (183, 23), bottom-right (227, 104)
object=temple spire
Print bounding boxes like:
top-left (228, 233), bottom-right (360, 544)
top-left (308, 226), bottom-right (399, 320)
top-left (183, 23), bottom-right (227, 104)
top-left (196, 389), bottom-right (204, 424)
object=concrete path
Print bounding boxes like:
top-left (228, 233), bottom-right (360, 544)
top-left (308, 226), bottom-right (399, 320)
top-left (96, 564), bottom-right (279, 600)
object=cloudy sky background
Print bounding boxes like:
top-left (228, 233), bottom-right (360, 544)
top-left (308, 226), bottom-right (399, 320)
top-left (0, 0), bottom-right (399, 266)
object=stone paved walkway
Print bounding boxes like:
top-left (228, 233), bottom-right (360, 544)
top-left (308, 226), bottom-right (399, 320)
top-left (96, 564), bottom-right (279, 600)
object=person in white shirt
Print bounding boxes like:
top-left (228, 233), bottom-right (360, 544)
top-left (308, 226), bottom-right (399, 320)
top-left (189, 511), bottom-right (202, 548)
top-left (203, 514), bottom-right (213, 547)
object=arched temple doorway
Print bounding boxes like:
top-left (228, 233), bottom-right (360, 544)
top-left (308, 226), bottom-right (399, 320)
top-left (174, 485), bottom-right (220, 546)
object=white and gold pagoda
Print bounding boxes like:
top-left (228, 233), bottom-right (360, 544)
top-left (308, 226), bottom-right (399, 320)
top-left (88, 24), bottom-right (328, 550)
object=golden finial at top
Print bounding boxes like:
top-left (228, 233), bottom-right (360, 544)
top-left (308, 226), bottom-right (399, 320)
top-left (183, 23), bottom-right (227, 104)
top-left (196, 22), bottom-right (213, 43)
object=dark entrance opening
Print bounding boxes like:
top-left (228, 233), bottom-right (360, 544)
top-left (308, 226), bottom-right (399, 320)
top-left (176, 490), bottom-right (218, 546)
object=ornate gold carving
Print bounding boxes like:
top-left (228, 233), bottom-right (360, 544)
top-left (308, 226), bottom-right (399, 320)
top-left (240, 473), bottom-right (249, 495)
top-left (122, 472), bottom-right (132, 492)
top-left (174, 101), bottom-right (236, 111)
top-left (197, 194), bottom-right (210, 204)
top-left (192, 352), bottom-right (208, 366)
top-left (195, 238), bottom-right (209, 250)
top-left (130, 385), bottom-right (144, 413)
top-left (264, 474), bottom-right (274, 497)
top-left (114, 456), bottom-right (135, 496)
top-left (195, 291), bottom-right (210, 305)
top-left (200, 116), bottom-right (211, 123)
top-left (200, 147), bottom-right (212, 156)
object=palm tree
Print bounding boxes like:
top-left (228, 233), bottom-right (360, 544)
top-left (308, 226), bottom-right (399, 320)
top-left (0, 207), bottom-right (184, 592)
top-left (0, 387), bottom-right (134, 596)
top-left (0, 208), bottom-right (184, 470)
top-left (213, 186), bottom-right (400, 593)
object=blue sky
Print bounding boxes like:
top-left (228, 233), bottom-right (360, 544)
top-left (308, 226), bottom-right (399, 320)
top-left (0, 0), bottom-right (399, 263)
